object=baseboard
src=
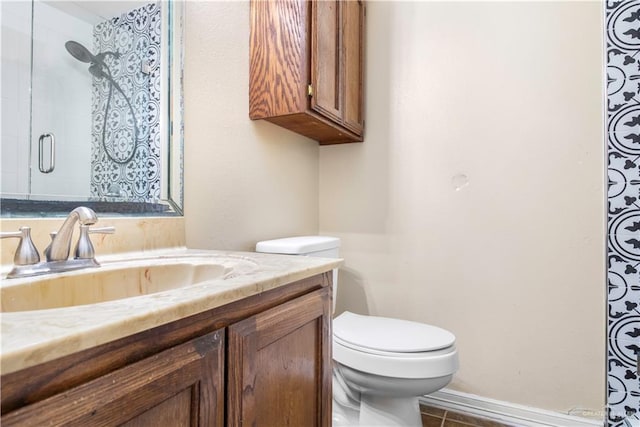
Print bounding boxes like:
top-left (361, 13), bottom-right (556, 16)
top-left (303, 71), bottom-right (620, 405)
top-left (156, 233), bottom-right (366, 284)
top-left (420, 389), bottom-right (602, 427)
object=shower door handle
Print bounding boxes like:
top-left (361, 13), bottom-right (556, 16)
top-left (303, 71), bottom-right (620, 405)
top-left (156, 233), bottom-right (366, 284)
top-left (38, 133), bottom-right (55, 173)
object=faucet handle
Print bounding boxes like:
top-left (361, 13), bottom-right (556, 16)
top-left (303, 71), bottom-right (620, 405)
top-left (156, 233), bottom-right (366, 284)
top-left (74, 225), bottom-right (115, 260)
top-left (43, 231), bottom-right (57, 261)
top-left (88, 226), bottom-right (116, 235)
top-left (1, 227), bottom-right (41, 265)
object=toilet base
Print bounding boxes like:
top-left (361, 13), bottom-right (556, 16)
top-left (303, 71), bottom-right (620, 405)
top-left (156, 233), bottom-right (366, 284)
top-left (333, 367), bottom-right (426, 426)
top-left (359, 395), bottom-right (422, 426)
top-left (333, 394), bottom-right (422, 426)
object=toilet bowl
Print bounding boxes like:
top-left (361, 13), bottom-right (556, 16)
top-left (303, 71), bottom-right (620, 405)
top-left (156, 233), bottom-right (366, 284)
top-left (255, 236), bottom-right (459, 426)
top-left (333, 311), bottom-right (458, 426)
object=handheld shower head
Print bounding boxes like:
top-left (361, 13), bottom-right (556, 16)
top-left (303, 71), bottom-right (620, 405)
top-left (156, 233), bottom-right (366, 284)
top-left (66, 40), bottom-right (120, 66)
top-left (66, 40), bottom-right (121, 82)
top-left (65, 41), bottom-right (97, 64)
top-left (88, 63), bottom-right (108, 79)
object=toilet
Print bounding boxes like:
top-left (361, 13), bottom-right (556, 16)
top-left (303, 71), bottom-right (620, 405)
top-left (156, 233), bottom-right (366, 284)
top-left (255, 236), bottom-right (459, 426)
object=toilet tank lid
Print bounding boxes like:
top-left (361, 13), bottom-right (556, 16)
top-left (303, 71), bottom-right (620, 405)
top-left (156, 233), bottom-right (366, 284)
top-left (333, 311), bottom-right (456, 353)
top-left (255, 236), bottom-right (340, 255)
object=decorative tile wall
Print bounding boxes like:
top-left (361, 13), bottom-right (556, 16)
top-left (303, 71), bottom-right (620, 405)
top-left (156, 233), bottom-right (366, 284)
top-left (606, 1), bottom-right (640, 426)
top-left (91, 3), bottom-right (161, 202)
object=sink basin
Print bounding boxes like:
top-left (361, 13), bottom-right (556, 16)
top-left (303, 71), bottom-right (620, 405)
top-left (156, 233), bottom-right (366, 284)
top-left (1, 255), bottom-right (257, 312)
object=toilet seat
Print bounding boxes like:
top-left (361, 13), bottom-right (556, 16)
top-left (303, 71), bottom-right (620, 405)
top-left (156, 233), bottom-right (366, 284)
top-left (333, 312), bottom-right (459, 379)
top-left (334, 311), bottom-right (455, 353)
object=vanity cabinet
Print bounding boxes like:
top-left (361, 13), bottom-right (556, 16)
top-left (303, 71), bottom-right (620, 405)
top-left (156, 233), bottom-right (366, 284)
top-left (1, 331), bottom-right (225, 426)
top-left (227, 289), bottom-right (331, 426)
top-left (249, 0), bottom-right (365, 145)
top-left (1, 273), bottom-right (332, 427)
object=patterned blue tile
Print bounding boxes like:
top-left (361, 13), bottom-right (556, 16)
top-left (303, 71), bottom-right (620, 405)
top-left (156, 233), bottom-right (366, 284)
top-left (608, 153), bottom-right (640, 215)
top-left (90, 3), bottom-right (161, 203)
top-left (610, 335), bottom-right (640, 368)
top-left (608, 405), bottom-right (640, 427)
top-left (608, 399), bottom-right (640, 427)
top-left (608, 210), bottom-right (640, 265)
top-left (607, 106), bottom-right (640, 157)
top-left (606, 1), bottom-right (640, 423)
top-left (606, 1), bottom-right (640, 47)
top-left (608, 354), bottom-right (640, 426)
top-left (610, 298), bottom-right (640, 322)
top-left (606, 48), bottom-right (640, 114)
top-left (608, 251), bottom-right (640, 313)
top-left (608, 318), bottom-right (640, 423)
top-left (608, 358), bottom-right (639, 413)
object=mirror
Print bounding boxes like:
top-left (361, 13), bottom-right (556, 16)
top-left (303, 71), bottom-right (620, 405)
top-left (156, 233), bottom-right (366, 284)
top-left (1, 0), bottom-right (184, 217)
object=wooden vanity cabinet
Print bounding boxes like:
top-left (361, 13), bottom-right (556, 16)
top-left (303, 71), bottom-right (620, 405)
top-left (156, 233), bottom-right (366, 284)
top-left (0, 273), bottom-right (332, 427)
top-left (227, 289), bottom-right (332, 427)
top-left (1, 331), bottom-right (225, 426)
top-left (249, 0), bottom-right (365, 145)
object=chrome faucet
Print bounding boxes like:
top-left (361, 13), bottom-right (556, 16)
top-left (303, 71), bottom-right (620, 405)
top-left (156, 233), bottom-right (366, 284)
top-left (2, 207), bottom-right (114, 279)
top-left (46, 206), bottom-right (98, 261)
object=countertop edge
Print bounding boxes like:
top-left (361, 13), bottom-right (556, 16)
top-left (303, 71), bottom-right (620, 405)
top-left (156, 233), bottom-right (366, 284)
top-left (1, 249), bottom-right (341, 375)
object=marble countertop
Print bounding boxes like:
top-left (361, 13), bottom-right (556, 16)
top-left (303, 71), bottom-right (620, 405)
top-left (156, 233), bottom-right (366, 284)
top-left (1, 248), bottom-right (341, 375)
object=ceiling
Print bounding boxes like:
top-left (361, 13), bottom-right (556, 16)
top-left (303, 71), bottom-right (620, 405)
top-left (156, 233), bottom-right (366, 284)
top-left (44, 1), bottom-right (151, 25)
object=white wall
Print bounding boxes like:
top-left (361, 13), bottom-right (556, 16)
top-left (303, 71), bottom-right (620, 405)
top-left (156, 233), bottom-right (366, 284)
top-left (181, 0), bottom-right (604, 415)
top-left (183, 1), bottom-right (319, 251)
top-left (320, 1), bottom-right (605, 414)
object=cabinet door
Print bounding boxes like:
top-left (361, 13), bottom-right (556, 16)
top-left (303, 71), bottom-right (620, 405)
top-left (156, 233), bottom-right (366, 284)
top-left (227, 288), bottom-right (332, 427)
top-left (342, 0), bottom-right (365, 135)
top-left (249, 0), bottom-right (310, 119)
top-left (311, 0), bottom-right (342, 123)
top-left (312, 0), bottom-right (365, 137)
top-left (1, 330), bottom-right (225, 427)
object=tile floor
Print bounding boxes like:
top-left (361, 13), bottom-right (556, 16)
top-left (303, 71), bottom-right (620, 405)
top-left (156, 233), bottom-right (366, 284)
top-left (421, 404), bottom-right (514, 427)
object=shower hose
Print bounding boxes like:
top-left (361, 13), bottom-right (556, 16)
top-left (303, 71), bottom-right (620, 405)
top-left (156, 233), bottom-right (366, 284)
top-left (99, 67), bottom-right (140, 165)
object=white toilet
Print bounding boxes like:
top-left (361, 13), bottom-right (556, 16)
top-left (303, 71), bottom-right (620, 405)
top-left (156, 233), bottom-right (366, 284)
top-left (255, 236), bottom-right (459, 426)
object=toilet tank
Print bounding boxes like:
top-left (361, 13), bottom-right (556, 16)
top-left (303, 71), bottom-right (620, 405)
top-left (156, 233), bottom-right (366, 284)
top-left (255, 236), bottom-right (340, 311)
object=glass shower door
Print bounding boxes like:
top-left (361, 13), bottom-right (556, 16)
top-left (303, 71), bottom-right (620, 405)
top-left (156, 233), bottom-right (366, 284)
top-left (0, 1), bottom-right (31, 197)
top-left (29, 0), bottom-right (93, 199)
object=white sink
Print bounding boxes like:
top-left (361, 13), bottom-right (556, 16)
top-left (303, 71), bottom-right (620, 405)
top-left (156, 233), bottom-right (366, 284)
top-left (1, 254), bottom-right (257, 312)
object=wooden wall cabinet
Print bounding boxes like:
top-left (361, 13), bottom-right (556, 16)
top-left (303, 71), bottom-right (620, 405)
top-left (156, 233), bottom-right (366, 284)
top-left (249, 0), bottom-right (365, 145)
top-left (1, 274), bottom-right (332, 427)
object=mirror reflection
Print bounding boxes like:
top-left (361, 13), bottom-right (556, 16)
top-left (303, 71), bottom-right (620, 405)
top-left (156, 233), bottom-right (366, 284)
top-left (1, 0), bottom-right (183, 216)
